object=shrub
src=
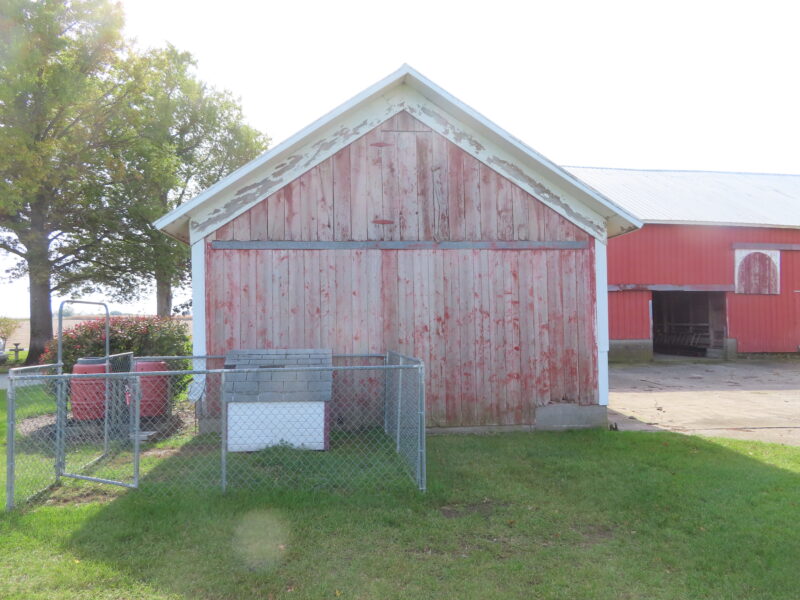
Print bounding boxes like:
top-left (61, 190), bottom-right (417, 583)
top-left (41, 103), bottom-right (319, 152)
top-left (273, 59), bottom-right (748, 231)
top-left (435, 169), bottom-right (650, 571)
top-left (40, 316), bottom-right (191, 371)
top-left (0, 316), bottom-right (19, 347)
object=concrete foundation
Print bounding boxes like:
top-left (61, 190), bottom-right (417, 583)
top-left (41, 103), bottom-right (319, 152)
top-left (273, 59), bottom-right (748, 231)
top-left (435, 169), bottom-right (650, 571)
top-left (534, 403), bottom-right (608, 430)
top-left (723, 338), bottom-right (738, 360)
top-left (609, 339), bottom-right (653, 363)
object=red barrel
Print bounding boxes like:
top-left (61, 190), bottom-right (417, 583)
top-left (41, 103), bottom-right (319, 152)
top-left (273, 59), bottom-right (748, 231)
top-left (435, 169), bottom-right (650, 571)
top-left (135, 361), bottom-right (169, 417)
top-left (71, 362), bottom-right (106, 420)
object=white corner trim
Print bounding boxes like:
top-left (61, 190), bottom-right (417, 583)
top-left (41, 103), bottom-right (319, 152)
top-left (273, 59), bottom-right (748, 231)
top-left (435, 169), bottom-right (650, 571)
top-left (594, 240), bottom-right (609, 406)
top-left (190, 239), bottom-right (206, 358)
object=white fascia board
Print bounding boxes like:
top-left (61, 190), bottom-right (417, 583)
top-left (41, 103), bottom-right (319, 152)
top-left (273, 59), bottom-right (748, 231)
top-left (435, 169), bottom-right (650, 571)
top-left (594, 239), bottom-right (609, 406)
top-left (161, 64), bottom-right (640, 244)
top-left (402, 69), bottom-right (642, 234)
top-left (640, 219), bottom-right (800, 230)
top-left (156, 65), bottom-right (416, 243)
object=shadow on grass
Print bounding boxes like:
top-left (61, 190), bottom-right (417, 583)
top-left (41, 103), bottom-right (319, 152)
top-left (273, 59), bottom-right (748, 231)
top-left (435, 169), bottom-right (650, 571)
top-left (6, 430), bottom-right (800, 599)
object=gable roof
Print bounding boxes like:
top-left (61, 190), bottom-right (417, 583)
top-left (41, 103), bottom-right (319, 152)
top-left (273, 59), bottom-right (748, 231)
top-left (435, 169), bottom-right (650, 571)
top-left (566, 167), bottom-right (800, 229)
top-left (155, 65), bottom-right (641, 244)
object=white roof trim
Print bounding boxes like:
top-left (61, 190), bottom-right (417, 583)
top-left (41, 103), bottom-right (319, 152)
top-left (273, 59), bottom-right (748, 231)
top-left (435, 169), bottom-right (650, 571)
top-left (155, 65), bottom-right (641, 243)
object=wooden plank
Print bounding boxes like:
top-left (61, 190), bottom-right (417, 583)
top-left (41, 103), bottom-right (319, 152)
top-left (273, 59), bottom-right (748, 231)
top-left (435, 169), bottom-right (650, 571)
top-left (333, 146), bottom-right (354, 241)
top-left (532, 250), bottom-right (550, 406)
top-left (546, 252), bottom-right (565, 403)
top-left (479, 164), bottom-right (498, 241)
top-left (430, 250), bottom-right (446, 426)
top-left (284, 180), bottom-right (300, 241)
top-left (273, 251), bottom-right (290, 348)
top-left (212, 240), bottom-right (588, 250)
top-left (334, 251), bottom-right (353, 355)
top-left (393, 110), bottom-right (430, 131)
top-left (527, 193), bottom-right (544, 241)
top-left (511, 185), bottom-right (527, 241)
top-left (240, 250), bottom-right (257, 349)
top-left (319, 252), bottom-right (335, 350)
top-left (504, 252), bottom-right (523, 424)
top-left (287, 251), bottom-right (305, 346)
top-left (397, 132), bottom-right (419, 240)
top-left (364, 129), bottom-right (384, 241)
top-left (446, 143), bottom-right (465, 240)
top-left (381, 251), bottom-right (399, 352)
top-left (517, 251), bottom-right (536, 424)
top-left (430, 132), bottom-right (449, 241)
top-left (396, 250), bottom-right (415, 355)
top-left (463, 154), bottom-right (481, 240)
top-left (304, 251), bottom-right (321, 348)
top-left (267, 188), bottom-right (285, 241)
top-left (380, 129), bottom-right (400, 241)
top-left (562, 251), bottom-right (579, 402)
top-left (489, 250), bottom-right (507, 424)
top-left (575, 249), bottom-right (594, 404)
top-left (215, 221), bottom-right (233, 242)
top-left (351, 250), bottom-right (366, 353)
top-left (366, 250), bottom-right (383, 354)
top-left (207, 237), bottom-right (224, 355)
top-left (496, 172), bottom-right (514, 241)
top-left (412, 250), bottom-right (433, 421)
top-left (442, 251), bottom-right (461, 425)
top-left (458, 250), bottom-right (477, 426)
top-left (300, 169), bottom-right (317, 241)
top-left (255, 250), bottom-right (270, 348)
top-left (476, 250), bottom-right (493, 425)
top-left (249, 200), bottom-right (269, 241)
top-left (232, 212), bottom-right (251, 241)
top-left (223, 250), bottom-right (240, 351)
top-left (317, 160), bottom-right (334, 241)
top-left (416, 132), bottom-right (434, 240)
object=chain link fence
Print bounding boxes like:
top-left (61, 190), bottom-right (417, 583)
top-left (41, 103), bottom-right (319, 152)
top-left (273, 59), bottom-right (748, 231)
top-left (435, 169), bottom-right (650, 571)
top-left (5, 352), bottom-right (425, 510)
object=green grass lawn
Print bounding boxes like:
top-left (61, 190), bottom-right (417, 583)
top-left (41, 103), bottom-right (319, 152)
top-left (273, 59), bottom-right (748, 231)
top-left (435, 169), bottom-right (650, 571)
top-left (2, 385), bottom-right (800, 599)
top-left (0, 350), bottom-right (29, 373)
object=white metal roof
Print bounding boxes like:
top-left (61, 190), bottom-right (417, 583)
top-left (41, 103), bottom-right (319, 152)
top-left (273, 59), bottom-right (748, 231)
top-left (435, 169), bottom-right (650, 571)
top-left (565, 167), bottom-right (800, 229)
top-left (155, 65), bottom-right (641, 243)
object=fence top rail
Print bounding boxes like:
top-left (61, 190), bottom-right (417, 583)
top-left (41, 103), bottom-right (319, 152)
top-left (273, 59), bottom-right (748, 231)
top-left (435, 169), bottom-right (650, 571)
top-left (134, 353), bottom-right (390, 361)
top-left (8, 363), bottom-right (61, 376)
top-left (8, 362), bottom-right (423, 382)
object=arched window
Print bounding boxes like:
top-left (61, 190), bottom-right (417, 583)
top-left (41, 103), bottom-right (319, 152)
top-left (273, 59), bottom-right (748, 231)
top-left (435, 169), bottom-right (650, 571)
top-left (735, 249), bottom-right (780, 294)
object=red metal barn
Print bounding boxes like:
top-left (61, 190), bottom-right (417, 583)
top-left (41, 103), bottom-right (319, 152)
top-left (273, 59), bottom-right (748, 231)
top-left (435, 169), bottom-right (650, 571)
top-left (156, 66), bottom-right (639, 429)
top-left (569, 168), bottom-right (800, 360)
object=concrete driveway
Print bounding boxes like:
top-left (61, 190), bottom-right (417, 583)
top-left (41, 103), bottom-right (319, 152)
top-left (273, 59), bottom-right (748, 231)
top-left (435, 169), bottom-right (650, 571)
top-left (609, 358), bottom-right (800, 445)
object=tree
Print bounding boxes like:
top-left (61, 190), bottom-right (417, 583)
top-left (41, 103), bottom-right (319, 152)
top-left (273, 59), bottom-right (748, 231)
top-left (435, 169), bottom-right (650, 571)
top-left (0, 1), bottom-right (267, 364)
top-left (95, 47), bottom-right (267, 316)
top-left (0, 0), bottom-right (135, 363)
top-left (0, 317), bottom-right (19, 348)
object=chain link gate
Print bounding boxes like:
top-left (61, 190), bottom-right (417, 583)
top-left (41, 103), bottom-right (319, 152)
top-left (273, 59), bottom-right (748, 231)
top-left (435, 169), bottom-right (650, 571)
top-left (6, 351), bottom-right (425, 510)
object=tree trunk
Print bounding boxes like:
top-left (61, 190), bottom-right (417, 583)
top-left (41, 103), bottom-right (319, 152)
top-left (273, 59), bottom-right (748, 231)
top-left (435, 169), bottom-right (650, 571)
top-left (26, 247), bottom-right (53, 366)
top-left (156, 275), bottom-right (172, 317)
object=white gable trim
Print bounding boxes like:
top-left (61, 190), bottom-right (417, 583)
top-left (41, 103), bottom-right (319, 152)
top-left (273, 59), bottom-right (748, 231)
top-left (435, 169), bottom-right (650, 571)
top-left (155, 65), bottom-right (640, 244)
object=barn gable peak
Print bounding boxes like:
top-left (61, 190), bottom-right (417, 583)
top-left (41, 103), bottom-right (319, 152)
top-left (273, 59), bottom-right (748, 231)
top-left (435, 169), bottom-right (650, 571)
top-left (155, 64), bottom-right (641, 244)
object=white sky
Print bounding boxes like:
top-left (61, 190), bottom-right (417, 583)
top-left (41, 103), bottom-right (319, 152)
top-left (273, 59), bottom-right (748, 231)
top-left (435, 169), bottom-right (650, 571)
top-left (2, 0), bottom-right (799, 318)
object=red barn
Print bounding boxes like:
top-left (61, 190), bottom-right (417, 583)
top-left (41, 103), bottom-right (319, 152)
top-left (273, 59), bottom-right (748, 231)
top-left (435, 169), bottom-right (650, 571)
top-left (155, 66), bottom-right (640, 430)
top-left (568, 167), bottom-right (800, 360)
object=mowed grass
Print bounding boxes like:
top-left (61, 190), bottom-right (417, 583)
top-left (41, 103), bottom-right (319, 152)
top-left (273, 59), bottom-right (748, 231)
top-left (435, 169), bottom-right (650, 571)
top-left (1, 386), bottom-right (800, 599)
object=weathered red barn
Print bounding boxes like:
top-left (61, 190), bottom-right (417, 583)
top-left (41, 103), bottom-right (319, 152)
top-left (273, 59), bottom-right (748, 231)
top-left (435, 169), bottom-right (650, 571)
top-left (569, 167), bottom-right (800, 360)
top-left (156, 66), bottom-right (639, 429)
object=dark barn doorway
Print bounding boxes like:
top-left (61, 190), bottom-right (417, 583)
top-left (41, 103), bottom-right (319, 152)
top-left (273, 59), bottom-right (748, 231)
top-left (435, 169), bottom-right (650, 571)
top-left (652, 291), bottom-right (726, 357)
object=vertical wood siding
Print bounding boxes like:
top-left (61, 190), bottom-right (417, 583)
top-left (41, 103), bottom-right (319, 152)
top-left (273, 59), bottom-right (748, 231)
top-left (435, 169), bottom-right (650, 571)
top-left (609, 291), bottom-right (652, 340)
top-left (205, 111), bottom-right (598, 426)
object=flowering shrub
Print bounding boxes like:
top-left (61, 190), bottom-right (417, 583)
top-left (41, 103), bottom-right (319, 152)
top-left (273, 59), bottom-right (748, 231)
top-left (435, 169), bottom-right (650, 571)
top-left (40, 316), bottom-right (191, 371)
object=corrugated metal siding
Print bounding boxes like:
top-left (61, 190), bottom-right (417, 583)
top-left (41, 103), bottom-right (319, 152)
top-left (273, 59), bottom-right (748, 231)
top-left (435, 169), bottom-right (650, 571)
top-left (567, 167), bottom-right (800, 228)
top-left (609, 291), bottom-right (651, 340)
top-left (609, 224), bottom-right (800, 352)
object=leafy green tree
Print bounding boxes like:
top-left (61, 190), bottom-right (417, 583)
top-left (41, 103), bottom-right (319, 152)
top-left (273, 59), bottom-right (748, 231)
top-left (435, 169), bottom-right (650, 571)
top-left (95, 47), bottom-right (267, 316)
top-left (0, 0), bottom-right (134, 363)
top-left (0, 1), bottom-right (267, 363)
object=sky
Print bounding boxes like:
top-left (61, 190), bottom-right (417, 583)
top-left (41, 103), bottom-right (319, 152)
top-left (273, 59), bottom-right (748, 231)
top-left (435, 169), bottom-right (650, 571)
top-left (1, 0), bottom-right (799, 318)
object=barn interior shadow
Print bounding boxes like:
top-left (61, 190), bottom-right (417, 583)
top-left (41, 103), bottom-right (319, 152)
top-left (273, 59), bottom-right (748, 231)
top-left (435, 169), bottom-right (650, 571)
top-left (12, 430), bottom-right (797, 599)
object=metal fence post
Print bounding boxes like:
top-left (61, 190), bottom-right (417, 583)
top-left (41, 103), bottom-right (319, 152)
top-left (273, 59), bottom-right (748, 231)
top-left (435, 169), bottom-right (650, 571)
top-left (132, 375), bottom-right (141, 488)
top-left (55, 377), bottom-right (67, 478)
top-left (417, 362), bottom-right (426, 492)
top-left (396, 358), bottom-right (404, 453)
top-left (6, 378), bottom-right (16, 511)
top-left (220, 371), bottom-right (228, 493)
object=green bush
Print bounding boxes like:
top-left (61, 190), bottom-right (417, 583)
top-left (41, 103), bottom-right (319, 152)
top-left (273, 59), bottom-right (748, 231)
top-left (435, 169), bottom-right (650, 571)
top-left (40, 316), bottom-right (191, 371)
